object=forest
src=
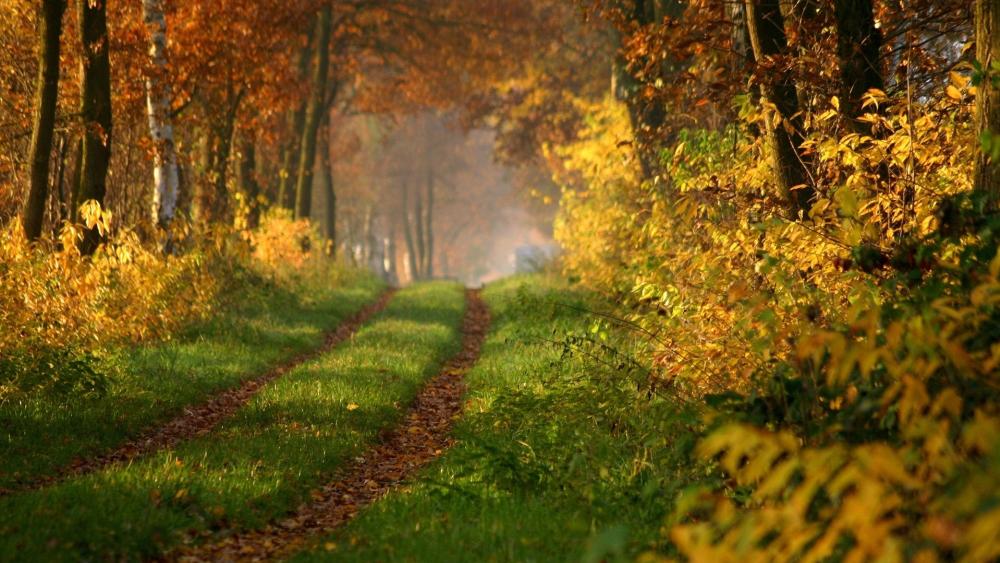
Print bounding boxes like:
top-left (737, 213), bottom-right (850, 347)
top-left (0, 0), bottom-right (998, 561)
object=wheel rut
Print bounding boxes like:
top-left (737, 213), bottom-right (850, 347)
top-left (0, 289), bottom-right (396, 498)
top-left (169, 288), bottom-right (490, 562)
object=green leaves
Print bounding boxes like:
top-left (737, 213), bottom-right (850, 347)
top-left (979, 130), bottom-right (1000, 162)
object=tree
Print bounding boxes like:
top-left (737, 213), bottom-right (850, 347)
top-left (237, 133), bottom-right (261, 228)
top-left (975, 0), bottom-right (1000, 207)
top-left (401, 179), bottom-right (419, 279)
top-left (744, 0), bottom-right (814, 214)
top-left (422, 166), bottom-right (434, 278)
top-left (278, 27), bottom-right (313, 211)
top-left (77, 0), bottom-right (113, 254)
top-left (413, 177), bottom-right (425, 279)
top-left (143, 0), bottom-right (180, 231)
top-left (23, 0), bottom-right (66, 241)
top-left (610, 0), bottom-right (684, 180)
top-left (833, 0), bottom-right (884, 128)
top-left (295, 5), bottom-right (332, 220)
top-left (320, 114), bottom-right (336, 253)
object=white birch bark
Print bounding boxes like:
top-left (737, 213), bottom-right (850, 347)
top-left (143, 0), bottom-right (179, 228)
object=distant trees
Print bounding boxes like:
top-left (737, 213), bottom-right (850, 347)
top-left (6, 0), bottom-right (541, 266)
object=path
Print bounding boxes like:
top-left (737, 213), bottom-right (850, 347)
top-left (0, 289), bottom-right (396, 498)
top-left (170, 289), bottom-right (490, 562)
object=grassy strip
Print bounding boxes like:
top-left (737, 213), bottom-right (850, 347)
top-left (295, 275), bottom-right (702, 562)
top-left (0, 281), bottom-right (466, 561)
top-left (0, 271), bottom-right (382, 491)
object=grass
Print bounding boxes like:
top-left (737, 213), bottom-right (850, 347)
top-left (294, 275), bottom-right (704, 562)
top-left (0, 270), bottom-right (384, 490)
top-left (0, 281), bottom-right (467, 561)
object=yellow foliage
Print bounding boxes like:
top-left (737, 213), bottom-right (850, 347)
top-left (0, 203), bottom-right (347, 400)
top-left (548, 81), bottom-right (999, 560)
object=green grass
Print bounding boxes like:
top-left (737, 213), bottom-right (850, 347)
top-left (295, 275), bottom-right (703, 562)
top-left (0, 271), bottom-right (383, 491)
top-left (0, 281), bottom-right (466, 562)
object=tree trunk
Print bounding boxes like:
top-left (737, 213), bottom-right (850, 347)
top-left (24, 0), bottom-right (65, 241)
top-left (402, 181), bottom-right (419, 282)
top-left (278, 26), bottom-right (313, 211)
top-left (386, 220), bottom-right (398, 286)
top-left (195, 128), bottom-right (215, 222)
top-left (295, 6), bottom-right (331, 220)
top-left (975, 0), bottom-right (1000, 207)
top-left (366, 212), bottom-right (386, 279)
top-left (53, 134), bottom-right (69, 228)
top-left (67, 137), bottom-right (82, 222)
top-left (76, 0), bottom-right (113, 254)
top-left (611, 0), bottom-right (683, 180)
top-left (744, 0), bottom-right (814, 215)
top-left (727, 1), bottom-right (752, 68)
top-left (833, 0), bottom-right (884, 128)
top-left (143, 0), bottom-right (180, 231)
top-left (362, 205), bottom-right (373, 264)
top-left (413, 183), bottom-right (425, 279)
top-left (320, 119), bottom-right (336, 254)
top-left (423, 167), bottom-right (434, 279)
top-left (238, 134), bottom-right (261, 229)
top-left (207, 87), bottom-right (242, 224)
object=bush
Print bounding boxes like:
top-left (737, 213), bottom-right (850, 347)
top-left (549, 87), bottom-right (1000, 560)
top-left (0, 204), bottom-right (352, 402)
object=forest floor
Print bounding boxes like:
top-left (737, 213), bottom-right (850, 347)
top-left (1, 275), bottom-right (676, 562)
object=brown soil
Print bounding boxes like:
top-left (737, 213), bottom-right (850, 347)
top-left (0, 289), bottom-right (396, 498)
top-left (169, 288), bottom-right (490, 562)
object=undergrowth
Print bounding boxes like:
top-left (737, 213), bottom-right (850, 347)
top-left (0, 208), bottom-right (351, 402)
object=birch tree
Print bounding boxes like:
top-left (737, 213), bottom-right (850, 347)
top-left (142, 0), bottom-right (180, 230)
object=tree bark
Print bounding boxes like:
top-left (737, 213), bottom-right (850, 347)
top-left (76, 0), bottom-right (113, 254)
top-left (24, 0), bottom-right (65, 241)
top-left (833, 0), bottom-right (884, 128)
top-left (67, 137), bottom-right (82, 223)
top-left (975, 0), bottom-right (1000, 207)
top-left (295, 6), bottom-right (332, 220)
top-left (143, 0), bottom-right (180, 231)
top-left (53, 134), bottom-right (69, 227)
top-left (744, 0), bottom-right (814, 215)
top-left (727, 1), bottom-right (752, 68)
top-left (278, 26), bottom-right (313, 211)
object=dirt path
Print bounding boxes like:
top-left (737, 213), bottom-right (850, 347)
top-left (169, 289), bottom-right (490, 562)
top-left (0, 289), bottom-right (396, 498)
